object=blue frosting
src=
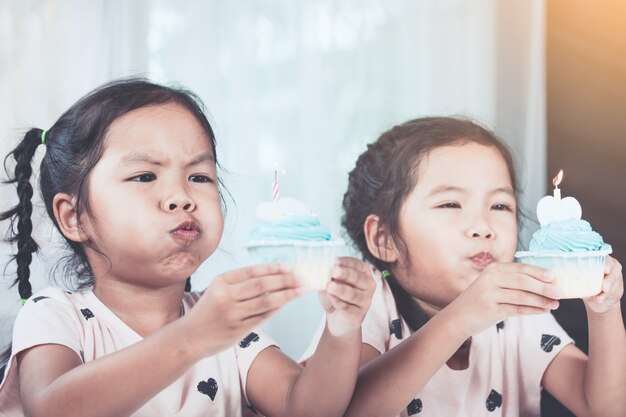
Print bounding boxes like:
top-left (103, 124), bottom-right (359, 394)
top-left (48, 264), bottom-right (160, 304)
top-left (529, 219), bottom-right (605, 252)
top-left (249, 215), bottom-right (331, 242)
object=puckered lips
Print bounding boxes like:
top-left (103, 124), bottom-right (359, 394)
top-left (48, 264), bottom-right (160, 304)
top-left (469, 251), bottom-right (495, 269)
top-left (169, 219), bottom-right (202, 242)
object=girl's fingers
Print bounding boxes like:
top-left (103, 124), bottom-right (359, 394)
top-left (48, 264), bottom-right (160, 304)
top-left (222, 263), bottom-right (293, 285)
top-left (335, 256), bottom-right (373, 275)
top-left (604, 256), bottom-right (617, 275)
top-left (605, 256), bottom-right (622, 278)
top-left (504, 262), bottom-right (555, 283)
top-left (326, 292), bottom-right (356, 311)
top-left (332, 257), bottom-right (375, 291)
top-left (326, 281), bottom-right (366, 308)
top-left (595, 265), bottom-right (622, 298)
top-left (233, 272), bottom-right (301, 301)
top-left (499, 288), bottom-right (560, 311)
top-left (602, 257), bottom-right (623, 294)
top-left (330, 265), bottom-right (365, 290)
top-left (501, 304), bottom-right (552, 316)
top-left (499, 273), bottom-right (562, 300)
top-left (238, 287), bottom-right (303, 320)
top-left (240, 307), bottom-right (281, 327)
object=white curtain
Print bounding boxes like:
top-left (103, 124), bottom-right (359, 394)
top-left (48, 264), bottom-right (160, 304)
top-left (0, 0), bottom-right (151, 349)
top-left (0, 0), bottom-right (545, 359)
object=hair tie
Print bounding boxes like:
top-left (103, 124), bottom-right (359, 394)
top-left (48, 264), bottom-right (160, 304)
top-left (41, 130), bottom-right (47, 145)
top-left (382, 270), bottom-right (391, 279)
top-left (20, 299), bottom-right (28, 306)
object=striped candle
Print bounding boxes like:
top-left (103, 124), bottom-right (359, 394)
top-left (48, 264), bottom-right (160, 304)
top-left (272, 170), bottom-right (280, 201)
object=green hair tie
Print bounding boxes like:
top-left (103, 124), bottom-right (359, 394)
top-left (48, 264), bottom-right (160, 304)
top-left (41, 130), bottom-right (47, 145)
top-left (381, 270), bottom-right (391, 279)
top-left (20, 299), bottom-right (28, 306)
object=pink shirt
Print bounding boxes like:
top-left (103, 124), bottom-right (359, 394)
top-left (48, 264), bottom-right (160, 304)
top-left (302, 270), bottom-right (573, 417)
top-left (0, 287), bottom-right (274, 417)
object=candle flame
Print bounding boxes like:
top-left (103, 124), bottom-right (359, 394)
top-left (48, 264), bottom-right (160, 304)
top-left (552, 169), bottom-right (563, 188)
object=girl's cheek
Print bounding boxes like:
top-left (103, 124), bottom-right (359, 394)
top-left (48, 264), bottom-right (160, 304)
top-left (494, 214), bottom-right (517, 231)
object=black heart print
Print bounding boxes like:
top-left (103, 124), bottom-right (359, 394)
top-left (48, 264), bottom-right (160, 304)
top-left (239, 332), bottom-right (260, 348)
top-left (541, 334), bottom-right (561, 352)
top-left (407, 398), bottom-right (423, 415)
top-left (486, 389), bottom-right (502, 411)
top-left (390, 318), bottom-right (403, 339)
top-left (496, 321), bottom-right (505, 332)
top-left (80, 308), bottom-right (94, 320)
top-left (197, 378), bottom-right (218, 401)
top-left (32, 296), bottom-right (49, 303)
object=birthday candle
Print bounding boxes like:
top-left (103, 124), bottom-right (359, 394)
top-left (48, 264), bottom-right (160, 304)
top-left (272, 170), bottom-right (280, 202)
top-left (552, 169), bottom-right (563, 201)
top-left (536, 169), bottom-right (582, 226)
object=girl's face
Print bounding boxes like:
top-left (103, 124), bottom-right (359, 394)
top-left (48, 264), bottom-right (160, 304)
top-left (81, 102), bottom-right (223, 288)
top-left (393, 142), bottom-right (517, 313)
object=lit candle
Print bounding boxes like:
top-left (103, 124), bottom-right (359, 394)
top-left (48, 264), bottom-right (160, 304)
top-left (552, 169), bottom-right (563, 201)
top-left (536, 169), bottom-right (581, 226)
top-left (272, 170), bottom-right (280, 202)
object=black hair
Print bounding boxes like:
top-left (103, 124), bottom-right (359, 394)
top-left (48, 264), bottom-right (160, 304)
top-left (1, 78), bottom-right (223, 378)
top-left (342, 116), bottom-right (521, 333)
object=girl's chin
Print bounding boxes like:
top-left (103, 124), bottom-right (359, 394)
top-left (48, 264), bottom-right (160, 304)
top-left (158, 253), bottom-right (204, 275)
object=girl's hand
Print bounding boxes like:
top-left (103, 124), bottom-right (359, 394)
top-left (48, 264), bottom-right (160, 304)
top-left (319, 257), bottom-right (376, 338)
top-left (448, 262), bottom-right (562, 337)
top-left (185, 263), bottom-right (303, 357)
top-left (583, 256), bottom-right (623, 313)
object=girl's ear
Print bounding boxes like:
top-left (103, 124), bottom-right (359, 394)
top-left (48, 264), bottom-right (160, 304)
top-left (52, 193), bottom-right (88, 243)
top-left (364, 214), bottom-right (399, 263)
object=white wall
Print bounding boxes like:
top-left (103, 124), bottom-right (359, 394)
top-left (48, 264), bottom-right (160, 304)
top-left (0, 0), bottom-right (546, 359)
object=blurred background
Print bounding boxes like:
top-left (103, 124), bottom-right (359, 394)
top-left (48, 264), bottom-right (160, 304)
top-left (0, 1), bottom-right (623, 415)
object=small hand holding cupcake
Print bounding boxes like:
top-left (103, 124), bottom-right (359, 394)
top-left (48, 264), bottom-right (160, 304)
top-left (319, 257), bottom-right (376, 338)
top-left (584, 256), bottom-right (624, 313)
top-left (516, 172), bottom-right (612, 299)
top-left (447, 262), bottom-right (562, 338)
top-left (186, 263), bottom-right (303, 356)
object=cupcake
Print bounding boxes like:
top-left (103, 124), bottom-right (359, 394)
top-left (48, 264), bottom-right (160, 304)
top-left (515, 177), bottom-right (612, 299)
top-left (247, 197), bottom-right (344, 291)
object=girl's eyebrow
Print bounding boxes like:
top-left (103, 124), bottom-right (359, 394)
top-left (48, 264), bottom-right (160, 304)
top-left (119, 151), bottom-right (162, 166)
top-left (490, 187), bottom-right (515, 197)
top-left (427, 185), bottom-right (515, 197)
top-left (119, 151), bottom-right (215, 167)
top-left (427, 185), bottom-right (466, 197)
top-left (186, 151), bottom-right (215, 167)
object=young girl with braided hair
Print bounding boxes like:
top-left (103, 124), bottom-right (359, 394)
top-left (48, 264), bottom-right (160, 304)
top-left (0, 78), bottom-right (375, 417)
top-left (302, 116), bottom-right (625, 417)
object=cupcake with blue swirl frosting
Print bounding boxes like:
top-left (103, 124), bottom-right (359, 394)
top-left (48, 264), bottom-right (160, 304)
top-left (247, 197), bottom-right (344, 291)
top-left (516, 196), bottom-right (612, 298)
top-left (528, 219), bottom-right (607, 253)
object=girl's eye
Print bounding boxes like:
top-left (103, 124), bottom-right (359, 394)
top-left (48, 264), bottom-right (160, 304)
top-left (130, 173), bottom-right (156, 182)
top-left (189, 175), bottom-right (213, 183)
top-left (437, 202), bottom-right (461, 209)
top-left (492, 203), bottom-right (512, 211)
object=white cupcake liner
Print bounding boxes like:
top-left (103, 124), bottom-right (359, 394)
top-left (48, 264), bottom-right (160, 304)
top-left (247, 239), bottom-right (345, 291)
top-left (515, 245), bottom-right (612, 299)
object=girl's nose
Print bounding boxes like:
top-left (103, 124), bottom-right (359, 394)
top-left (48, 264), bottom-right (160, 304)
top-left (162, 193), bottom-right (196, 212)
top-left (466, 217), bottom-right (495, 239)
top-left (471, 229), bottom-right (493, 239)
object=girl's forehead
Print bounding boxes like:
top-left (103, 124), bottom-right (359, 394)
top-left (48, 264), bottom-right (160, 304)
top-left (103, 103), bottom-right (214, 159)
top-left (416, 143), bottom-right (512, 189)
